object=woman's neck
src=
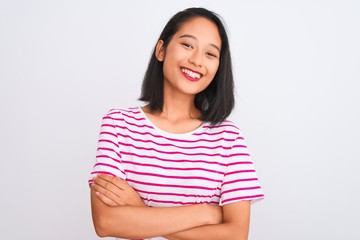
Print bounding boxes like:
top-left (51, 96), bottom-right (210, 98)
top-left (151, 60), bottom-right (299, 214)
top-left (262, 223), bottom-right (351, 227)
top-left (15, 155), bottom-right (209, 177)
top-left (161, 88), bottom-right (200, 123)
top-left (142, 89), bottom-right (202, 134)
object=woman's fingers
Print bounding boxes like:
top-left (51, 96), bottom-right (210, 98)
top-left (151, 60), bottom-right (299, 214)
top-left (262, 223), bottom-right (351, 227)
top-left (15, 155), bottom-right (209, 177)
top-left (92, 179), bottom-right (124, 206)
top-left (93, 186), bottom-right (119, 207)
top-left (93, 175), bottom-right (124, 198)
top-left (97, 174), bottom-right (130, 190)
top-left (95, 174), bottom-right (146, 207)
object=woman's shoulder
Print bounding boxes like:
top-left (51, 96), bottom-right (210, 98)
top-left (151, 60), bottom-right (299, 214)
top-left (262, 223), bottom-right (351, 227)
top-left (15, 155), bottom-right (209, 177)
top-left (104, 106), bottom-right (141, 117)
top-left (201, 119), bottom-right (247, 143)
top-left (101, 106), bottom-right (146, 125)
top-left (205, 119), bottom-right (241, 133)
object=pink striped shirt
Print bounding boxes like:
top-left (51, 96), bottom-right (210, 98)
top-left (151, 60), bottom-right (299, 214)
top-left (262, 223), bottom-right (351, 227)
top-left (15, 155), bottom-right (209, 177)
top-left (89, 107), bottom-right (264, 239)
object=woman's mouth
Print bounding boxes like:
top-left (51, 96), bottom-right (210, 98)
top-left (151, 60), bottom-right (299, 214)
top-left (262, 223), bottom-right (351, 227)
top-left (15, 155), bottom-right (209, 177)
top-left (180, 67), bottom-right (202, 81)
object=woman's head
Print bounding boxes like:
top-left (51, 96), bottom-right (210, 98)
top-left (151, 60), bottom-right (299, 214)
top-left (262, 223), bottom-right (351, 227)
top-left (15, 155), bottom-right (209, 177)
top-left (139, 7), bottom-right (234, 125)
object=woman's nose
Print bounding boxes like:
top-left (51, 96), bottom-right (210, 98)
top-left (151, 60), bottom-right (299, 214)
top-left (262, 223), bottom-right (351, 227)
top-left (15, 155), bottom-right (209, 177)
top-left (188, 51), bottom-right (203, 67)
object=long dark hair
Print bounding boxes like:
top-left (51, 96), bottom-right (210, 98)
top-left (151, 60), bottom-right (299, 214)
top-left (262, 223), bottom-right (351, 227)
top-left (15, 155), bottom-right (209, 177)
top-left (139, 7), bottom-right (234, 125)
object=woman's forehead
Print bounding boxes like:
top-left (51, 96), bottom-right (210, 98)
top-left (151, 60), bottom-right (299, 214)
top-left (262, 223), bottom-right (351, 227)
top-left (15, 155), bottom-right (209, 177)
top-left (174, 17), bottom-right (222, 47)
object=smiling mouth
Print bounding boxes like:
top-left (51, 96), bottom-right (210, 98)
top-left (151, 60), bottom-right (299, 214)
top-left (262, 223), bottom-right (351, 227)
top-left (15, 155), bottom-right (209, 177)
top-left (180, 67), bottom-right (202, 80)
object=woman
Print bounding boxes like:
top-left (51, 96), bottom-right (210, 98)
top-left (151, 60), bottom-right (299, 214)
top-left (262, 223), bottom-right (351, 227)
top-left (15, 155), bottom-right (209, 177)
top-left (89, 7), bottom-right (264, 240)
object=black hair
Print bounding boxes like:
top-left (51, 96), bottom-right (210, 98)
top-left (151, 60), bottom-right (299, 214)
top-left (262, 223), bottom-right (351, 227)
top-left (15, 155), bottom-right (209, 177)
top-left (139, 7), bottom-right (234, 125)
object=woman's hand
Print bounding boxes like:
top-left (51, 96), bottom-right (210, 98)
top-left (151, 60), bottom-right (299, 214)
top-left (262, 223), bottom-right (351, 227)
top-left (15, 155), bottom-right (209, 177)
top-left (91, 174), bottom-right (146, 207)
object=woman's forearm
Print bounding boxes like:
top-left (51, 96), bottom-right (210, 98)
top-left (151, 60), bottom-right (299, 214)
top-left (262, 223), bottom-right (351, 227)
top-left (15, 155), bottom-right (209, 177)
top-left (165, 200), bottom-right (250, 240)
top-left (91, 188), bottom-right (222, 238)
top-left (165, 223), bottom-right (247, 240)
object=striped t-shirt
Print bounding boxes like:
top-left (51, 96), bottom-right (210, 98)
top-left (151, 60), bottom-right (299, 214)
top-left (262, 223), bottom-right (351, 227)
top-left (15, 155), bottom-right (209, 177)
top-left (89, 106), bottom-right (264, 239)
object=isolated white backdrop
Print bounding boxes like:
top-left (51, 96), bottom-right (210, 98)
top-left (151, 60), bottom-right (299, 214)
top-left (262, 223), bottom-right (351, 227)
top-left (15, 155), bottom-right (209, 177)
top-left (0, 0), bottom-right (359, 239)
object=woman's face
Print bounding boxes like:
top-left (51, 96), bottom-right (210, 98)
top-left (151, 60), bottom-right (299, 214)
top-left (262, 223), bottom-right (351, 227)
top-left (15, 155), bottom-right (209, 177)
top-left (156, 17), bottom-right (221, 97)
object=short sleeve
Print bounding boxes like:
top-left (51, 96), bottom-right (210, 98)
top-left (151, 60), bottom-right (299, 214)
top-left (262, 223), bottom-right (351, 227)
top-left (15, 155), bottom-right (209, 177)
top-left (88, 111), bottom-right (126, 184)
top-left (220, 131), bottom-right (265, 206)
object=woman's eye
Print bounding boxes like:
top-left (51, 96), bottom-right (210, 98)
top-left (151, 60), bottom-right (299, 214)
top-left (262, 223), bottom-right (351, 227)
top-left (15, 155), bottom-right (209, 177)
top-left (181, 43), bottom-right (193, 49)
top-left (206, 52), bottom-right (218, 58)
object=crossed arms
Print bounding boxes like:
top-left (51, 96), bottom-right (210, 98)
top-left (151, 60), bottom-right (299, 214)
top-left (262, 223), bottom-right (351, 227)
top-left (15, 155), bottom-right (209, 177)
top-left (91, 174), bottom-right (250, 240)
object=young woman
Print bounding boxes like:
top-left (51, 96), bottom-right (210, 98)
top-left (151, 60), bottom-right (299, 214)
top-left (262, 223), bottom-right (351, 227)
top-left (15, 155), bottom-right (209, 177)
top-left (89, 7), bottom-right (264, 240)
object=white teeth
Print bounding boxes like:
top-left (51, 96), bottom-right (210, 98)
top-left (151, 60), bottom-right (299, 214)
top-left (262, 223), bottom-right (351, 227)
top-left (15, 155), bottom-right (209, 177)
top-left (181, 68), bottom-right (201, 79)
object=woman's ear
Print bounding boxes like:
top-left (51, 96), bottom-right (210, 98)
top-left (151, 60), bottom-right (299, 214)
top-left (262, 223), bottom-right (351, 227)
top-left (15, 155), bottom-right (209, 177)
top-left (155, 40), bottom-right (165, 62)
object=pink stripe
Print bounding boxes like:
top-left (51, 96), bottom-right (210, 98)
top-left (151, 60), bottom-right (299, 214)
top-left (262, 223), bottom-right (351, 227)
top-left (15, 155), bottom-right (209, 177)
top-left (235, 136), bottom-right (245, 140)
top-left (98, 139), bottom-right (119, 148)
top-left (103, 115), bottom-right (122, 121)
top-left (90, 171), bottom-right (116, 176)
top-left (119, 141), bottom-right (233, 151)
top-left (100, 131), bottom-right (117, 138)
top-left (108, 108), bottom-right (119, 113)
top-left (222, 194), bottom-right (265, 204)
top-left (221, 186), bottom-right (261, 195)
top-left (119, 143), bottom-right (234, 158)
top-left (203, 124), bottom-right (239, 130)
top-left (127, 178), bottom-right (219, 191)
top-left (96, 155), bottom-right (121, 164)
top-left (110, 120), bottom-right (244, 145)
top-left (95, 162), bottom-right (119, 170)
top-left (122, 119), bottom-right (153, 129)
top-left (126, 169), bottom-right (222, 183)
top-left (97, 147), bottom-right (121, 159)
top-left (94, 163), bottom-right (126, 175)
top-left (224, 170), bottom-right (255, 176)
top-left (101, 123), bottom-right (116, 129)
top-left (121, 151), bottom-right (227, 166)
top-left (102, 115), bottom-right (114, 121)
top-left (142, 198), bottom-right (214, 205)
top-left (222, 178), bottom-right (259, 187)
top-left (121, 160), bottom-right (225, 175)
top-left (233, 144), bottom-right (247, 149)
top-left (193, 130), bottom-right (239, 136)
top-left (118, 132), bottom-right (238, 144)
top-left (135, 188), bottom-right (221, 199)
top-left (228, 153), bottom-right (250, 157)
top-left (122, 109), bottom-right (140, 114)
top-left (121, 112), bottom-right (146, 121)
top-left (227, 161), bottom-right (253, 167)
top-left (108, 109), bottom-right (140, 115)
top-left (103, 116), bottom-right (153, 129)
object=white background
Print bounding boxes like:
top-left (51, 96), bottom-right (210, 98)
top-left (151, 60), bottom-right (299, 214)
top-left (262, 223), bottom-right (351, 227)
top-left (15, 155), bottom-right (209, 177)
top-left (1, 0), bottom-right (359, 239)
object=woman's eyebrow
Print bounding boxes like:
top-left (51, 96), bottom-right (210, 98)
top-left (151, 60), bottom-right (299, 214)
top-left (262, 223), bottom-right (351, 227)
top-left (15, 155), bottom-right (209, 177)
top-left (179, 34), bottom-right (221, 52)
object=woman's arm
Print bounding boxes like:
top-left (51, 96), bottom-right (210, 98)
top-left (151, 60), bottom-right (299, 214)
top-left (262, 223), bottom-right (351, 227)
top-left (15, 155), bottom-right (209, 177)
top-left (165, 200), bottom-right (251, 240)
top-left (91, 175), bottom-right (222, 239)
